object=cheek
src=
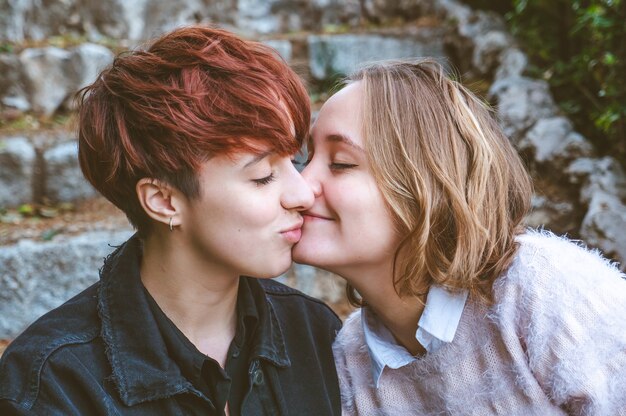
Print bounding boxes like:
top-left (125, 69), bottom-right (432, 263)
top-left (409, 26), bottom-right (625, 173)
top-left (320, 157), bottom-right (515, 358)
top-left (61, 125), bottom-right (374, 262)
top-left (225, 192), bottom-right (281, 229)
top-left (349, 187), bottom-right (398, 242)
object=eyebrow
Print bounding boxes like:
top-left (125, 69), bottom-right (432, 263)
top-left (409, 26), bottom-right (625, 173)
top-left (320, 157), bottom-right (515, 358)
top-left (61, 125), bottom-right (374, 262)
top-left (243, 151), bottom-right (271, 168)
top-left (326, 134), bottom-right (365, 152)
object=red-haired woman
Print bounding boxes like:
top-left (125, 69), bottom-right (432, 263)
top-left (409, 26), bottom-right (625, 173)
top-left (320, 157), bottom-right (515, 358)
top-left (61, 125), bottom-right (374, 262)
top-left (0, 27), bottom-right (340, 415)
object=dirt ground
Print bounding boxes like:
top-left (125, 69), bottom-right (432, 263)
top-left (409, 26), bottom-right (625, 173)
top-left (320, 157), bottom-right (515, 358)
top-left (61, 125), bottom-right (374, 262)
top-left (0, 340), bottom-right (8, 357)
top-left (0, 196), bottom-right (130, 246)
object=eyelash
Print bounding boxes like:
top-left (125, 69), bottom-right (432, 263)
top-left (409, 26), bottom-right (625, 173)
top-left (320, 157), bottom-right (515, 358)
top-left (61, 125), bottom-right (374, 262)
top-left (297, 152), bottom-right (357, 170)
top-left (252, 173), bottom-right (275, 186)
top-left (330, 163), bottom-right (357, 170)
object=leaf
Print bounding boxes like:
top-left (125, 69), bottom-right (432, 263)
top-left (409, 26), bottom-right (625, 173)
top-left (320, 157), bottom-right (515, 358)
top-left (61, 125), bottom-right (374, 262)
top-left (603, 52), bottom-right (617, 65)
top-left (18, 204), bottom-right (35, 216)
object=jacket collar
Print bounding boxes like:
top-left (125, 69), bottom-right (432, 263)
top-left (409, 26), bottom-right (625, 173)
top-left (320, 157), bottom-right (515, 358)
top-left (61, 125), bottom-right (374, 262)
top-left (97, 235), bottom-right (289, 407)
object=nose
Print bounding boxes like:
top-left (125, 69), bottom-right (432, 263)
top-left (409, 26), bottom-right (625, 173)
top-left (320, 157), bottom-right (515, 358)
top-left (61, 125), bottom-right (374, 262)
top-left (282, 163), bottom-right (314, 211)
top-left (301, 163), bottom-right (322, 198)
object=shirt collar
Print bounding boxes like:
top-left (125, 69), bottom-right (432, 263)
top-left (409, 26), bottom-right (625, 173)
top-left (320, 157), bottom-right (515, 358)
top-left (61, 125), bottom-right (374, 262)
top-left (142, 276), bottom-right (260, 391)
top-left (362, 285), bottom-right (468, 387)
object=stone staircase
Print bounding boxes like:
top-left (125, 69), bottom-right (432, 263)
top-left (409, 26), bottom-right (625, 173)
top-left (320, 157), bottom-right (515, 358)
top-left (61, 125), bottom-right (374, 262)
top-left (2, 0), bottom-right (626, 343)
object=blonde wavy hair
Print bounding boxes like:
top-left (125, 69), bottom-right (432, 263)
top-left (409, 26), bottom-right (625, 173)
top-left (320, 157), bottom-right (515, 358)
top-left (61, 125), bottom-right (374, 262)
top-left (347, 59), bottom-right (532, 305)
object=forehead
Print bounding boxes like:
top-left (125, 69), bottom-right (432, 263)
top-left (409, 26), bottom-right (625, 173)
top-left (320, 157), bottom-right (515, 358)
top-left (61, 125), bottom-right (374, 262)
top-left (311, 82), bottom-right (364, 146)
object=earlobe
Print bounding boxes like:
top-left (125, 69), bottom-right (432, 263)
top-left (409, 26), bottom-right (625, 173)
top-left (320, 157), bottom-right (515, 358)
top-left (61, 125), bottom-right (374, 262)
top-left (136, 178), bottom-right (181, 228)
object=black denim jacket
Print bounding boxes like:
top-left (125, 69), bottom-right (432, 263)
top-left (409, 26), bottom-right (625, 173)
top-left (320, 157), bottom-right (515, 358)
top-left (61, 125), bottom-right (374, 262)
top-left (0, 237), bottom-right (342, 415)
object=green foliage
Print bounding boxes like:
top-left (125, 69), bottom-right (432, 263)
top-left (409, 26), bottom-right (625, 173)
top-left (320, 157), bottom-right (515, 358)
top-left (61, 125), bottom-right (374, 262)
top-left (464, 0), bottom-right (626, 163)
top-left (0, 43), bottom-right (13, 53)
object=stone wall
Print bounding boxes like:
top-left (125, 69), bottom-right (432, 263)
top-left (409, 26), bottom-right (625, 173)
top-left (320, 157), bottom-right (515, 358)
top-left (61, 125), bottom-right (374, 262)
top-left (1, 0), bottom-right (625, 338)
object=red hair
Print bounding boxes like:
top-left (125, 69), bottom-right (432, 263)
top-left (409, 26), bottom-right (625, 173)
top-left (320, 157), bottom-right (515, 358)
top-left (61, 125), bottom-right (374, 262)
top-left (77, 26), bottom-right (310, 235)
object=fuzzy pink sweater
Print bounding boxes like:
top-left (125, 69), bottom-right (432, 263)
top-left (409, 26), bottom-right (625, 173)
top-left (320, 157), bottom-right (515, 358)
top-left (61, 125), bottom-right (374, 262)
top-left (333, 231), bottom-right (626, 415)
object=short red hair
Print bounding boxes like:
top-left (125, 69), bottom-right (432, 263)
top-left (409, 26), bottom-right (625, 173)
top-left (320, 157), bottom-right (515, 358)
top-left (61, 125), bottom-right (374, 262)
top-left (77, 26), bottom-right (310, 235)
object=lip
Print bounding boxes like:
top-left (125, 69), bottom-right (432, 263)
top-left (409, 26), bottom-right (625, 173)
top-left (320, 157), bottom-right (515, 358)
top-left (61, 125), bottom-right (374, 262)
top-left (280, 220), bottom-right (304, 244)
top-left (302, 211), bottom-right (333, 221)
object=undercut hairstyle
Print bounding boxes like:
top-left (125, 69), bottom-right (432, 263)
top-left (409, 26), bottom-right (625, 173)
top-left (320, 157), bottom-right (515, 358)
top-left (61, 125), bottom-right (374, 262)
top-left (347, 59), bottom-right (532, 305)
top-left (77, 26), bottom-right (310, 236)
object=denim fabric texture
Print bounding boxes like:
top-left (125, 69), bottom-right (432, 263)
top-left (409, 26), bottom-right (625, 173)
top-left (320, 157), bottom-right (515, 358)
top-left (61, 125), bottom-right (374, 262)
top-left (0, 236), bottom-right (342, 415)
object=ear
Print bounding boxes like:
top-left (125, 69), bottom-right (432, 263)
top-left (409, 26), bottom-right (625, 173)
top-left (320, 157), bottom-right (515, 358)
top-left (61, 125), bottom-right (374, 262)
top-left (136, 178), bottom-right (183, 229)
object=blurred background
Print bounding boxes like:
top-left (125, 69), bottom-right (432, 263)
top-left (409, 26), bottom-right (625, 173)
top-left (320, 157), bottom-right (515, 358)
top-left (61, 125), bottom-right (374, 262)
top-left (1, 0), bottom-right (625, 353)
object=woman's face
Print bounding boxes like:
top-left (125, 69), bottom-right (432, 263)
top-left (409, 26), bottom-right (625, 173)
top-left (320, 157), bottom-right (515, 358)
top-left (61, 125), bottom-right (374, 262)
top-left (292, 82), bottom-right (400, 277)
top-left (181, 150), bottom-right (314, 278)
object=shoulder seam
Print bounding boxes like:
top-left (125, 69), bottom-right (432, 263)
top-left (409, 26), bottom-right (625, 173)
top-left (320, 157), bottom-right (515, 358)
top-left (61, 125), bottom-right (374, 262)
top-left (265, 290), bottom-right (342, 322)
top-left (17, 327), bottom-right (99, 409)
top-left (253, 278), bottom-right (342, 322)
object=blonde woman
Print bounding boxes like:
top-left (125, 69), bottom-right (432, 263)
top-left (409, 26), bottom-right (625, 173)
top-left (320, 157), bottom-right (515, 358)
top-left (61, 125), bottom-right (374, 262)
top-left (293, 59), bottom-right (626, 415)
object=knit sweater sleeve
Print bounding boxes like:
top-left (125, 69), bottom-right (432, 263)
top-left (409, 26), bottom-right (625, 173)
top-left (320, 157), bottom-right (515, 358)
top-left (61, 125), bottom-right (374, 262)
top-left (495, 231), bottom-right (626, 415)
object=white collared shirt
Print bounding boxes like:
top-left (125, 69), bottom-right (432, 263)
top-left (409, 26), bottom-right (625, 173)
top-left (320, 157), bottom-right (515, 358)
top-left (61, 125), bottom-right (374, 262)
top-left (361, 285), bottom-right (468, 387)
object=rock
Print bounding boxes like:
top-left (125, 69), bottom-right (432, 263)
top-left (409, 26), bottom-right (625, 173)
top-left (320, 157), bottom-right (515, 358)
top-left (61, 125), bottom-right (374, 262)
top-left (455, 9), bottom-right (506, 39)
top-left (144, 0), bottom-right (214, 39)
top-left (62, 43), bottom-right (115, 110)
top-left (0, 230), bottom-right (133, 338)
top-left (70, 43), bottom-right (115, 90)
top-left (519, 117), bottom-right (593, 168)
top-left (433, 2), bottom-right (505, 44)
top-left (312, 0), bottom-right (361, 30)
top-left (19, 47), bottom-right (75, 116)
top-left (278, 263), bottom-right (346, 304)
top-left (5, 43), bottom-right (113, 116)
top-left (24, 0), bottom-right (82, 41)
top-left (79, 0), bottom-right (148, 42)
top-left (471, 30), bottom-right (510, 76)
top-left (567, 157), bottom-right (626, 205)
top-left (1, 0), bottom-right (241, 43)
top-left (430, 2), bottom-right (508, 77)
top-left (579, 191), bottom-right (626, 269)
top-left (360, 0), bottom-right (435, 22)
top-left (43, 140), bottom-right (97, 203)
top-left (0, 137), bottom-right (36, 208)
top-left (489, 76), bottom-right (558, 143)
top-left (234, 0), bottom-right (361, 35)
top-left (0, 54), bottom-right (30, 111)
top-left (526, 194), bottom-right (576, 233)
top-left (430, 0), bottom-right (472, 25)
top-left (567, 156), bottom-right (626, 267)
top-left (494, 47), bottom-right (527, 81)
top-left (308, 32), bottom-right (445, 80)
top-left (0, 0), bottom-right (26, 42)
top-left (236, 0), bottom-right (282, 34)
top-left (0, 0), bottom-right (85, 42)
top-left (262, 39), bottom-right (293, 62)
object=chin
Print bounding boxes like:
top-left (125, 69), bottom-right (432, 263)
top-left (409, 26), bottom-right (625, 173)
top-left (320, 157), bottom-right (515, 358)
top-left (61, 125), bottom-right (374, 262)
top-left (291, 245), bottom-right (308, 265)
top-left (267, 259), bottom-right (294, 278)
top-left (292, 246), bottom-right (327, 269)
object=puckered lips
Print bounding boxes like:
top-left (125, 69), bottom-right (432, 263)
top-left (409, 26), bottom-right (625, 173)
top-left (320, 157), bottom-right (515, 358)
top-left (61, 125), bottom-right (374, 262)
top-left (280, 219), bottom-right (304, 243)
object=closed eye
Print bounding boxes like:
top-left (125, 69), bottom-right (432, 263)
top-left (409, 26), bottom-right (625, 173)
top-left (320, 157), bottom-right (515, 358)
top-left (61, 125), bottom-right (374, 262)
top-left (330, 163), bottom-right (357, 170)
top-left (252, 173), bottom-right (275, 186)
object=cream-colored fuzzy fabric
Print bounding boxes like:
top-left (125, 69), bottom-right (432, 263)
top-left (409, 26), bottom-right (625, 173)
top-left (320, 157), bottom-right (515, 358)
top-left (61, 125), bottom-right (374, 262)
top-left (333, 230), bottom-right (626, 415)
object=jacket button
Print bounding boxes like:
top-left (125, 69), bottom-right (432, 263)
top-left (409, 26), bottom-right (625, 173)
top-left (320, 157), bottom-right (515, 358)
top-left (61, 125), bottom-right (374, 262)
top-left (252, 369), bottom-right (264, 386)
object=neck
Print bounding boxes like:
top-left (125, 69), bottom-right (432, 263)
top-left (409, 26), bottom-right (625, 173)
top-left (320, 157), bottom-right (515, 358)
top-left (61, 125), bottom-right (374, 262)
top-left (140, 231), bottom-right (240, 365)
top-left (342, 263), bottom-right (427, 356)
